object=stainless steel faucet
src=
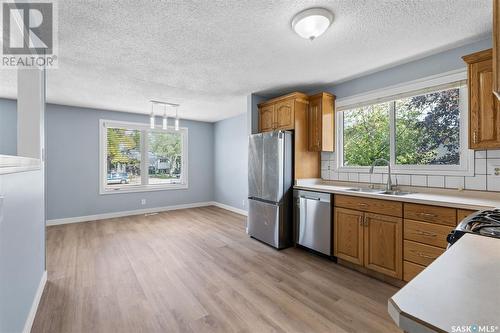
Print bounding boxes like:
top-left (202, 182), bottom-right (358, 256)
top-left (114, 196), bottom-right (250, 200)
top-left (369, 158), bottom-right (392, 191)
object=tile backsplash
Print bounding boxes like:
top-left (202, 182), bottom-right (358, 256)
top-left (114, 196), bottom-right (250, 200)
top-left (321, 150), bottom-right (500, 192)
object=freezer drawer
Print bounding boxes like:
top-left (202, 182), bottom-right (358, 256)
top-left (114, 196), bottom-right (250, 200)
top-left (248, 198), bottom-right (291, 249)
top-left (295, 190), bottom-right (332, 255)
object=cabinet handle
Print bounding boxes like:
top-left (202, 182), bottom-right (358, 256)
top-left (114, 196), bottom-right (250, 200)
top-left (358, 203), bottom-right (368, 207)
top-left (418, 212), bottom-right (437, 218)
top-left (415, 251), bottom-right (436, 259)
top-left (415, 230), bottom-right (437, 237)
top-left (364, 216), bottom-right (369, 227)
top-left (473, 131), bottom-right (478, 144)
top-left (359, 217), bottom-right (363, 226)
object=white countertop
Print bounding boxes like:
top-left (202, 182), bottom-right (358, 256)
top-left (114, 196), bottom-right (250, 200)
top-left (294, 179), bottom-right (500, 210)
top-left (0, 155), bottom-right (41, 175)
top-left (388, 234), bottom-right (500, 333)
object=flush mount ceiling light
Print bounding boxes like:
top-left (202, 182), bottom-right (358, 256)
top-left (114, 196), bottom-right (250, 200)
top-left (291, 8), bottom-right (333, 40)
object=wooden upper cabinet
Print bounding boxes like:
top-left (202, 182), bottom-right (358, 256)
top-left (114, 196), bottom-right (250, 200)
top-left (364, 213), bottom-right (402, 279)
top-left (257, 92), bottom-right (319, 179)
top-left (334, 208), bottom-right (364, 266)
top-left (308, 92), bottom-right (335, 152)
top-left (463, 49), bottom-right (500, 149)
top-left (259, 104), bottom-right (275, 132)
top-left (493, 0), bottom-right (500, 100)
top-left (257, 92), bottom-right (307, 132)
top-left (275, 99), bottom-right (295, 130)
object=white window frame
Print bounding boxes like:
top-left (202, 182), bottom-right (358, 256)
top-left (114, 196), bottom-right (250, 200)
top-left (335, 69), bottom-right (474, 176)
top-left (99, 119), bottom-right (188, 194)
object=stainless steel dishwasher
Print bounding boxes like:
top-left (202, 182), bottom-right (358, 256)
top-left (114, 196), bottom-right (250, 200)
top-left (294, 190), bottom-right (332, 255)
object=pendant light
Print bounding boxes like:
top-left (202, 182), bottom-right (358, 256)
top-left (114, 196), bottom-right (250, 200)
top-left (174, 106), bottom-right (180, 131)
top-left (149, 102), bottom-right (155, 129)
top-left (162, 104), bottom-right (168, 130)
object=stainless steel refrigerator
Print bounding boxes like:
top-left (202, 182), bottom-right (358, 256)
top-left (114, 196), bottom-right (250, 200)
top-left (247, 131), bottom-right (293, 249)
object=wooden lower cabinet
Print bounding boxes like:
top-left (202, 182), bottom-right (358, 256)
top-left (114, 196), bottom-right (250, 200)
top-left (457, 209), bottom-right (476, 222)
top-left (404, 219), bottom-right (453, 248)
top-left (334, 208), bottom-right (403, 279)
top-left (364, 213), bottom-right (403, 279)
top-left (334, 208), bottom-right (364, 265)
top-left (403, 240), bottom-right (444, 266)
top-left (334, 198), bottom-right (478, 283)
top-left (403, 261), bottom-right (425, 282)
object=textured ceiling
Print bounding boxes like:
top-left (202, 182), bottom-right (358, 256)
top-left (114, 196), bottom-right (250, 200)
top-left (0, 0), bottom-right (492, 122)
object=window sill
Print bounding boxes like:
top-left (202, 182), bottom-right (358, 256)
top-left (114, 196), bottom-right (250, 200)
top-left (100, 183), bottom-right (188, 195)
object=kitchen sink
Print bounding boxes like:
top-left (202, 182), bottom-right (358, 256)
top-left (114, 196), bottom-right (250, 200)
top-left (346, 188), bottom-right (411, 196)
top-left (346, 188), bottom-right (384, 193)
top-left (379, 190), bottom-right (411, 196)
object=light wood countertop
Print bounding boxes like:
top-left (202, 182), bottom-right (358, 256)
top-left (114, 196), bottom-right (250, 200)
top-left (388, 234), bottom-right (500, 333)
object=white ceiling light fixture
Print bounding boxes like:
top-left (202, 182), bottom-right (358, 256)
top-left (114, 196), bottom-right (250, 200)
top-left (291, 7), bottom-right (333, 40)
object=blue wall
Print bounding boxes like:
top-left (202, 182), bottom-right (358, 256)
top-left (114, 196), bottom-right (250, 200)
top-left (309, 38), bottom-right (492, 98)
top-left (214, 113), bottom-right (248, 211)
top-left (45, 104), bottom-right (214, 220)
top-left (0, 99), bottom-right (17, 156)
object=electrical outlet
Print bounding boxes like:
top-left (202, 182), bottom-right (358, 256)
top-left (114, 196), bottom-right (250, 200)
top-left (242, 199), bottom-right (245, 208)
top-left (141, 199), bottom-right (146, 205)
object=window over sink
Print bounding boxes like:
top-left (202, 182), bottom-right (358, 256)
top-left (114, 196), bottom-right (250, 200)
top-left (336, 71), bottom-right (474, 175)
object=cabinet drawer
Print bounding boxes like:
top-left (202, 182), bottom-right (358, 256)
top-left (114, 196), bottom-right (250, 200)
top-left (404, 203), bottom-right (456, 226)
top-left (403, 261), bottom-right (426, 282)
top-left (457, 209), bottom-right (476, 222)
top-left (335, 195), bottom-right (402, 217)
top-left (404, 219), bottom-right (453, 248)
top-left (404, 240), bottom-right (445, 266)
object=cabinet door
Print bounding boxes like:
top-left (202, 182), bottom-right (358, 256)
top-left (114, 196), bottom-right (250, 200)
top-left (275, 99), bottom-right (294, 130)
top-left (469, 59), bottom-right (500, 149)
top-left (494, 0), bottom-right (500, 100)
top-left (259, 105), bottom-right (275, 132)
top-left (364, 213), bottom-right (402, 279)
top-left (308, 97), bottom-right (322, 151)
top-left (334, 208), bottom-right (364, 265)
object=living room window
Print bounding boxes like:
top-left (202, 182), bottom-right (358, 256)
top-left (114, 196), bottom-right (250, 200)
top-left (100, 120), bottom-right (188, 194)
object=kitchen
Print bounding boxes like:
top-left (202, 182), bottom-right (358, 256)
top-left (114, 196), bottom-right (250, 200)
top-left (1, 1), bottom-right (499, 333)
top-left (247, 5), bottom-right (500, 332)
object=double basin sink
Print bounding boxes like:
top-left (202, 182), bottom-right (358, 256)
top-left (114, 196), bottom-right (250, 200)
top-left (346, 188), bottom-right (411, 196)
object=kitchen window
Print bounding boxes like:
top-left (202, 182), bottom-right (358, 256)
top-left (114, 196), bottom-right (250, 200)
top-left (100, 120), bottom-right (188, 194)
top-left (336, 70), bottom-right (474, 175)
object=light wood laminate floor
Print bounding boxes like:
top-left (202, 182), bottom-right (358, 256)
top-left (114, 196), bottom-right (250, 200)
top-left (32, 206), bottom-right (401, 333)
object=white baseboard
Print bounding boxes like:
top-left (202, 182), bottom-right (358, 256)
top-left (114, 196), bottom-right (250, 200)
top-left (211, 201), bottom-right (248, 216)
top-left (46, 201), bottom-right (213, 226)
top-left (23, 270), bottom-right (47, 333)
